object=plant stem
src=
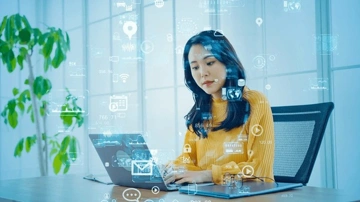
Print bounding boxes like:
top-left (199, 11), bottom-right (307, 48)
top-left (26, 54), bottom-right (46, 176)
top-left (43, 104), bottom-right (48, 175)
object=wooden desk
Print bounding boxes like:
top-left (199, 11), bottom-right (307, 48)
top-left (0, 175), bottom-right (357, 202)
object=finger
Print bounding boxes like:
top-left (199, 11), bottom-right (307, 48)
top-left (164, 170), bottom-right (178, 182)
top-left (174, 173), bottom-right (184, 181)
top-left (164, 175), bottom-right (176, 185)
top-left (161, 165), bottom-right (174, 178)
top-left (163, 172), bottom-right (173, 181)
top-left (162, 167), bottom-right (173, 177)
top-left (165, 163), bottom-right (174, 170)
top-left (175, 177), bottom-right (191, 185)
top-left (158, 164), bottom-right (166, 171)
top-left (166, 165), bottom-right (174, 173)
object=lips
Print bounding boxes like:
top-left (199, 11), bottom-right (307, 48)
top-left (202, 80), bottom-right (214, 86)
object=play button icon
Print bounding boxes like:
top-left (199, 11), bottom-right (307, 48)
top-left (241, 165), bottom-right (254, 178)
top-left (141, 40), bottom-right (154, 54)
top-left (251, 124), bottom-right (263, 137)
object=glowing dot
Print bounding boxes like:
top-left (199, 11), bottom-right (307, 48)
top-left (269, 55), bottom-right (276, 61)
top-left (265, 84), bottom-right (271, 90)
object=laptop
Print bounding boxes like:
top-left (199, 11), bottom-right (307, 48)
top-left (179, 181), bottom-right (303, 199)
top-left (89, 133), bottom-right (195, 191)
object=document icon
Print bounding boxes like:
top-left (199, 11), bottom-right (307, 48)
top-left (131, 160), bottom-right (153, 176)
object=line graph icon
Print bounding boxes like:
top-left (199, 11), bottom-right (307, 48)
top-left (122, 42), bottom-right (136, 51)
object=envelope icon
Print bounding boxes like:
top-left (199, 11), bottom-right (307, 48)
top-left (131, 160), bottom-right (153, 176)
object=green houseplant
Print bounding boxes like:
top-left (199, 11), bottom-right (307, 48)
top-left (0, 14), bottom-right (84, 176)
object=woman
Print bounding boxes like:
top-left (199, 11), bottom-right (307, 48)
top-left (164, 30), bottom-right (274, 185)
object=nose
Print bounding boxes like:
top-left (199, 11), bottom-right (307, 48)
top-left (199, 65), bottom-right (209, 77)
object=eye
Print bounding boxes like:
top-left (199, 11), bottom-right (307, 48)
top-left (191, 66), bottom-right (199, 70)
top-left (207, 61), bottom-right (215, 66)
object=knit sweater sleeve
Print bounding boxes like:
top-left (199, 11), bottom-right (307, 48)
top-left (211, 90), bottom-right (275, 184)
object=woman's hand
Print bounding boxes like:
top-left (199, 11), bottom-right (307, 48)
top-left (164, 169), bottom-right (213, 185)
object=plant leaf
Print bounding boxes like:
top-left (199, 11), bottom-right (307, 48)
top-left (51, 42), bottom-right (65, 68)
top-left (33, 76), bottom-right (51, 99)
top-left (76, 114), bottom-right (84, 127)
top-left (17, 54), bottom-right (24, 69)
top-left (17, 101), bottom-right (25, 114)
top-left (30, 110), bottom-right (34, 123)
top-left (14, 138), bottom-right (24, 157)
top-left (63, 163), bottom-right (70, 174)
top-left (21, 15), bottom-right (32, 29)
top-left (19, 89), bottom-right (31, 102)
top-left (0, 39), bottom-right (10, 54)
top-left (0, 106), bottom-right (7, 118)
top-left (44, 56), bottom-right (51, 72)
top-left (49, 148), bottom-right (58, 158)
top-left (25, 136), bottom-right (32, 152)
top-left (53, 153), bottom-right (62, 174)
top-left (7, 99), bottom-right (16, 113)
top-left (60, 135), bottom-right (71, 154)
top-left (63, 154), bottom-right (70, 174)
top-left (4, 50), bottom-right (16, 72)
top-left (14, 14), bottom-right (22, 30)
top-left (33, 76), bottom-right (44, 99)
top-left (12, 88), bottom-right (19, 96)
top-left (8, 110), bottom-right (18, 128)
top-left (32, 28), bottom-right (41, 45)
top-left (65, 32), bottom-right (70, 51)
top-left (55, 141), bottom-right (61, 149)
top-left (19, 47), bottom-right (28, 56)
top-left (62, 116), bottom-right (73, 128)
top-left (19, 28), bottom-right (31, 44)
top-left (40, 106), bottom-right (45, 116)
top-left (42, 35), bottom-right (54, 58)
top-left (24, 79), bottom-right (29, 85)
top-left (44, 78), bottom-right (52, 94)
top-left (38, 32), bottom-right (50, 45)
top-left (26, 104), bottom-right (32, 113)
top-left (5, 17), bottom-right (14, 43)
top-left (0, 16), bottom-right (8, 33)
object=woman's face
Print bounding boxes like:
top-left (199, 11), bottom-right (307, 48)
top-left (188, 44), bottom-right (226, 99)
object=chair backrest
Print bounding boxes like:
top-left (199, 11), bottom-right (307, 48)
top-left (271, 102), bottom-right (334, 185)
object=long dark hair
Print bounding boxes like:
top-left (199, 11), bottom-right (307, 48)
top-left (183, 30), bottom-right (250, 138)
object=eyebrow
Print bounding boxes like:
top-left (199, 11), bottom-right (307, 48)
top-left (190, 54), bottom-right (215, 64)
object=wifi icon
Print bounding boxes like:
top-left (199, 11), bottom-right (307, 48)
top-left (119, 74), bottom-right (129, 83)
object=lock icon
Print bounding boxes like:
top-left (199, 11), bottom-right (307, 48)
top-left (183, 144), bottom-right (191, 153)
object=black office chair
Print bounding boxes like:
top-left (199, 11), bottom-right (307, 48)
top-left (271, 102), bottom-right (334, 185)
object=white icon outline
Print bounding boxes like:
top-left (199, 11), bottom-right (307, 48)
top-left (251, 124), bottom-right (263, 137)
top-left (131, 160), bottom-right (153, 176)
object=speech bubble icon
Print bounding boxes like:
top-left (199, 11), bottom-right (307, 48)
top-left (122, 188), bottom-right (141, 202)
top-left (123, 21), bottom-right (138, 40)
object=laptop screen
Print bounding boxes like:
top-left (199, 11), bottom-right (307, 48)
top-left (89, 133), bottom-right (174, 189)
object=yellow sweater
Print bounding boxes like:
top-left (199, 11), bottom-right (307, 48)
top-left (173, 87), bottom-right (275, 184)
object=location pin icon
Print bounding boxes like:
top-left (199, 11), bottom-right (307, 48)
top-left (255, 17), bottom-right (263, 27)
top-left (123, 21), bottom-right (137, 40)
